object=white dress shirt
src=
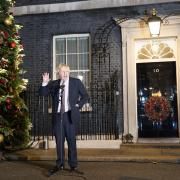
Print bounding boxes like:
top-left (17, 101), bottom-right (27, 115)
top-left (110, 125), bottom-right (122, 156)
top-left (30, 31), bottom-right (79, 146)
top-left (57, 79), bottom-right (70, 113)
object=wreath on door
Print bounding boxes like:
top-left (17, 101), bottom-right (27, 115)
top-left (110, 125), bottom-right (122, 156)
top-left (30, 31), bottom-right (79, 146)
top-left (144, 96), bottom-right (171, 122)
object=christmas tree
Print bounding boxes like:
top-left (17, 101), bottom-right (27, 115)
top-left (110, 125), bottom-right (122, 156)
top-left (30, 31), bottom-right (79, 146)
top-left (0, 0), bottom-right (31, 148)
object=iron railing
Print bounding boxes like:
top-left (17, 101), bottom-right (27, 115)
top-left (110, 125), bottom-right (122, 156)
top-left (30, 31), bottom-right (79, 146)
top-left (21, 84), bottom-right (121, 142)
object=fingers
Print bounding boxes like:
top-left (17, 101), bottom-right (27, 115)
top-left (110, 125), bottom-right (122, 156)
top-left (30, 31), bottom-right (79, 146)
top-left (42, 72), bottom-right (49, 77)
top-left (42, 72), bottom-right (50, 83)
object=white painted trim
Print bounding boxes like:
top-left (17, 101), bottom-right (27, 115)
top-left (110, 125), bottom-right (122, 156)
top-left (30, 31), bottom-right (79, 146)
top-left (117, 15), bottom-right (180, 142)
top-left (138, 138), bottom-right (180, 143)
top-left (12, 0), bottom-right (180, 16)
top-left (122, 31), bottom-right (129, 135)
top-left (55, 34), bottom-right (90, 38)
top-left (30, 140), bottom-right (122, 149)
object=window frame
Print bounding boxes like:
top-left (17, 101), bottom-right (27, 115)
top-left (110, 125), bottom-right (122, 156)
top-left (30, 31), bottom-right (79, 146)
top-left (53, 33), bottom-right (91, 88)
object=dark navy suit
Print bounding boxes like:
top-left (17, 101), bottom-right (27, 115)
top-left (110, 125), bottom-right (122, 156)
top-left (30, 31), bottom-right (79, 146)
top-left (39, 77), bottom-right (89, 168)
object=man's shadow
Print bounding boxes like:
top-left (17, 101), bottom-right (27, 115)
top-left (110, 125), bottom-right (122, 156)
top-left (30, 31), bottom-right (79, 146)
top-left (9, 160), bottom-right (86, 179)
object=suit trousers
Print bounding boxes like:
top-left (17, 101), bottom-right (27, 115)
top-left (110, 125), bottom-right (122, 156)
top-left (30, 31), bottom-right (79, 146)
top-left (53, 111), bottom-right (77, 168)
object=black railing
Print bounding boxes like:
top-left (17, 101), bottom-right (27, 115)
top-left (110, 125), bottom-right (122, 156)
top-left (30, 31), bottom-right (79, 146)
top-left (21, 84), bottom-right (121, 142)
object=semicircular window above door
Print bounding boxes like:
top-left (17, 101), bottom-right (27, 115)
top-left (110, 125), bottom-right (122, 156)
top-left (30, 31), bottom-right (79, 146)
top-left (137, 42), bottom-right (175, 59)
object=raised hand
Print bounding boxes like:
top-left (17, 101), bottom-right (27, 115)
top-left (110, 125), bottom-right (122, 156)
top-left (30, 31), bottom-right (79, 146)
top-left (42, 72), bottom-right (50, 84)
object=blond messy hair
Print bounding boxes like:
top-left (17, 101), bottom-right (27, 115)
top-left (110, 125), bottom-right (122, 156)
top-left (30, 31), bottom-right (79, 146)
top-left (58, 64), bottom-right (70, 71)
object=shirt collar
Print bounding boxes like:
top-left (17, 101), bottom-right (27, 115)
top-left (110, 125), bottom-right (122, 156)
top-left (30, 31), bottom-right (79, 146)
top-left (61, 78), bottom-right (69, 85)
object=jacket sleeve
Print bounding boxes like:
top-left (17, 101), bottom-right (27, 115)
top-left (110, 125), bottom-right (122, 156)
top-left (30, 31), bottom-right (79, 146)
top-left (39, 81), bottom-right (54, 96)
top-left (77, 79), bottom-right (89, 109)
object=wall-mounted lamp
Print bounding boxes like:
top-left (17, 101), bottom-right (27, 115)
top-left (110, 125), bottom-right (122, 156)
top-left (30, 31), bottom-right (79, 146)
top-left (113, 8), bottom-right (179, 38)
top-left (147, 9), bottom-right (162, 37)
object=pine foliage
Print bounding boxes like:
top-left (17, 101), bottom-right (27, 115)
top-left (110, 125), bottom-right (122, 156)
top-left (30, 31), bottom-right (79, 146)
top-left (0, 0), bottom-right (31, 148)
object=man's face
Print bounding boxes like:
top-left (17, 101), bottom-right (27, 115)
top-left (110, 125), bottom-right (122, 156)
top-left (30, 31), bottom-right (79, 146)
top-left (59, 66), bottom-right (70, 81)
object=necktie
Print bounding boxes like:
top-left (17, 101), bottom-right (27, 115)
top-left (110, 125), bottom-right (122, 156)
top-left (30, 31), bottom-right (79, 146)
top-left (60, 81), bottom-right (65, 114)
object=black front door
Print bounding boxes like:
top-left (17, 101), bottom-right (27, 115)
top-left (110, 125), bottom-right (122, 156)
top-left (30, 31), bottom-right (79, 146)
top-left (137, 61), bottom-right (178, 138)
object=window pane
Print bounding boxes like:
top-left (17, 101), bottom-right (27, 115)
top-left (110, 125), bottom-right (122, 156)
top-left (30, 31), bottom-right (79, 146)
top-left (70, 72), bottom-right (78, 79)
top-left (79, 37), bottom-right (89, 53)
top-left (67, 54), bottom-right (78, 70)
top-left (56, 55), bottom-right (66, 67)
top-left (78, 71), bottom-right (90, 88)
top-left (79, 54), bottom-right (89, 70)
top-left (67, 37), bottom-right (77, 53)
top-left (56, 38), bottom-right (66, 54)
top-left (70, 71), bottom-right (89, 88)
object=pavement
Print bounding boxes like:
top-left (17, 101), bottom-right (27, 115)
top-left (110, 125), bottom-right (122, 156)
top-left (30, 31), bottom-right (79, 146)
top-left (1, 143), bottom-right (180, 180)
top-left (0, 160), bottom-right (180, 180)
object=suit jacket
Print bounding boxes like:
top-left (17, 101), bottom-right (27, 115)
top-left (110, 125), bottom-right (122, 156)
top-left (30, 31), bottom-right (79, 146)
top-left (39, 77), bottom-right (89, 123)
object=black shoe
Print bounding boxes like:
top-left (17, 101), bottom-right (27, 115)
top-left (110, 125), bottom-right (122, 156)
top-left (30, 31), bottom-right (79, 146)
top-left (48, 165), bottom-right (64, 177)
top-left (70, 167), bottom-right (76, 171)
top-left (70, 167), bottom-right (84, 175)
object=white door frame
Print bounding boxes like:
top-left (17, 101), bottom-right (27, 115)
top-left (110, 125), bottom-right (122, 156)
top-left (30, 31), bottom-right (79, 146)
top-left (119, 16), bottom-right (180, 143)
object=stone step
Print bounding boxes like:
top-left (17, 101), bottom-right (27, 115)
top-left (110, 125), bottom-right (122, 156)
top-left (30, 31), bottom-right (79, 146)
top-left (121, 143), bottom-right (180, 148)
top-left (120, 143), bottom-right (180, 156)
top-left (4, 147), bottom-right (180, 163)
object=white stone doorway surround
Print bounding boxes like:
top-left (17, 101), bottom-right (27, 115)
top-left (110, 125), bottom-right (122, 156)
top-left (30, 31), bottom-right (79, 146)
top-left (119, 15), bottom-right (180, 143)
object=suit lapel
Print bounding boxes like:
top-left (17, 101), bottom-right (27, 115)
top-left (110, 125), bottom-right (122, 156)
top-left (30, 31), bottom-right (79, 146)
top-left (69, 78), bottom-right (73, 101)
top-left (54, 79), bottom-right (60, 104)
top-left (54, 79), bottom-right (60, 93)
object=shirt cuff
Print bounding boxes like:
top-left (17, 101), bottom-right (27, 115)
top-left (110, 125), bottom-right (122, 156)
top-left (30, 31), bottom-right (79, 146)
top-left (75, 104), bottom-right (79, 108)
top-left (42, 82), bottom-right (48, 86)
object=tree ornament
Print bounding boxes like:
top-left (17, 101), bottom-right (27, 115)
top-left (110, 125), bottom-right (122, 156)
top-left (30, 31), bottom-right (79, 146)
top-left (0, 30), bottom-right (9, 39)
top-left (19, 44), bottom-right (24, 50)
top-left (0, 58), bottom-right (8, 68)
top-left (6, 104), bottom-right (12, 110)
top-left (3, 31), bottom-right (9, 39)
top-left (4, 15), bottom-right (13, 26)
top-left (0, 134), bottom-right (4, 143)
top-left (5, 97), bottom-right (11, 104)
top-left (0, 79), bottom-right (6, 85)
top-left (10, 41), bottom-right (16, 48)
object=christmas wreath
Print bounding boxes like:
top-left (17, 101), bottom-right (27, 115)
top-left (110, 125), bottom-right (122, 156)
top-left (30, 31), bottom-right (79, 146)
top-left (144, 96), bottom-right (170, 122)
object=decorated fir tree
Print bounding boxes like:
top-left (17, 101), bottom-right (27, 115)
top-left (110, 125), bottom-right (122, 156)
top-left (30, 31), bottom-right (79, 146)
top-left (0, 0), bottom-right (31, 148)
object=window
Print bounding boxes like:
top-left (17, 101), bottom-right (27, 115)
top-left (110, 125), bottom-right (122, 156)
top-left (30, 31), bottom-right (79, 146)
top-left (135, 37), bottom-right (176, 62)
top-left (53, 34), bottom-right (90, 89)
